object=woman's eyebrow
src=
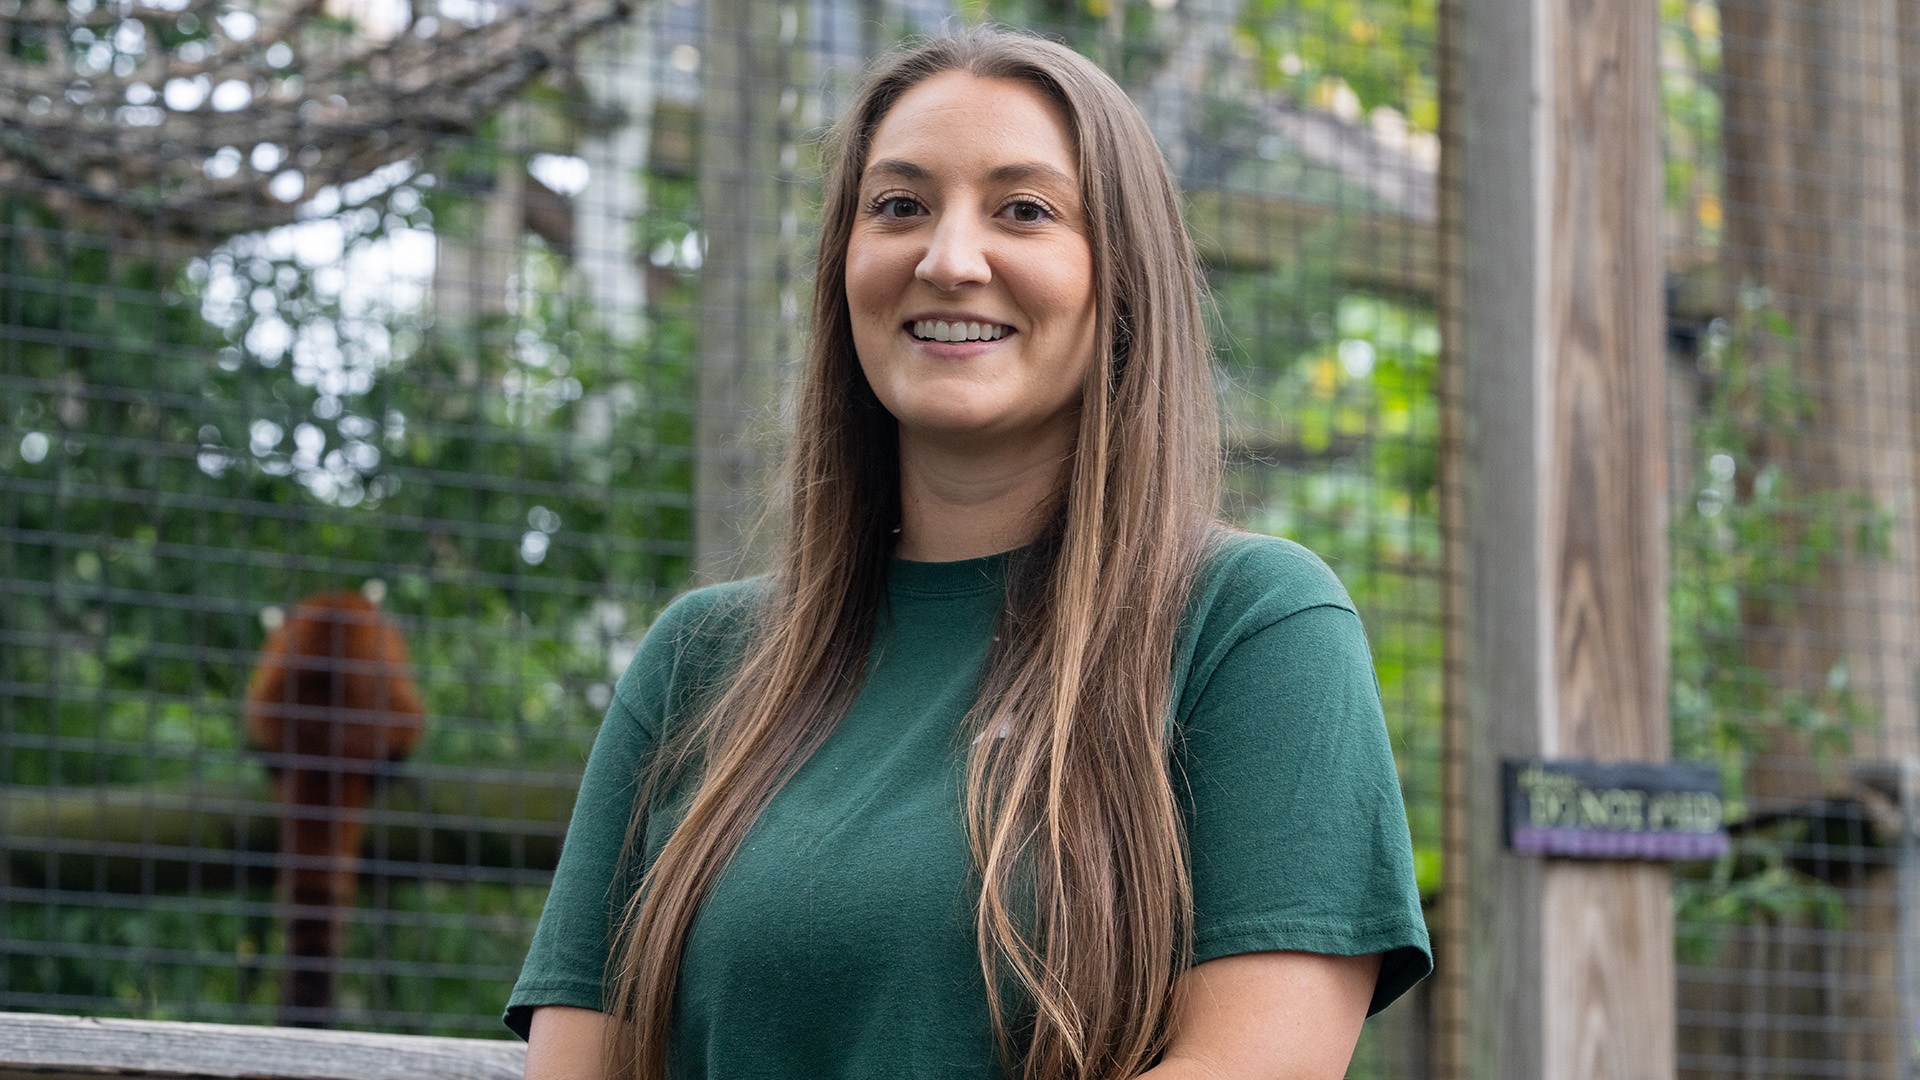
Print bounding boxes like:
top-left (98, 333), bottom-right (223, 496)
top-left (984, 162), bottom-right (1076, 192)
top-left (861, 159), bottom-right (1077, 194)
top-left (864, 159), bottom-right (931, 184)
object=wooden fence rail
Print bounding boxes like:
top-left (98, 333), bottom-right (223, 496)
top-left (0, 1012), bottom-right (524, 1080)
top-left (1, 779), bottom-right (573, 894)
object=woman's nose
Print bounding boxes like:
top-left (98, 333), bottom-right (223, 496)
top-left (914, 216), bottom-right (991, 292)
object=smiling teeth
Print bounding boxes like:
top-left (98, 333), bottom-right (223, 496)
top-left (913, 320), bottom-right (1008, 342)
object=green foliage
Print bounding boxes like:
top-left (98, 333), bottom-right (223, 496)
top-left (970, 0), bottom-right (1439, 136)
top-left (1669, 299), bottom-right (1880, 798)
top-left (1674, 829), bottom-right (1851, 965)
top-left (1, 0), bottom-right (1462, 1041)
top-left (1662, 0), bottom-right (1724, 238)
top-left (1669, 296), bottom-right (1886, 945)
top-left (5, 882), bottom-right (545, 1035)
top-left (1214, 272), bottom-right (1445, 895)
top-left (2, 161), bottom-right (699, 787)
top-left (2, 143), bottom-right (699, 1024)
top-left (1240, 0), bottom-right (1440, 132)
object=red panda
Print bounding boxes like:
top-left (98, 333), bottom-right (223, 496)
top-left (244, 590), bottom-right (424, 1026)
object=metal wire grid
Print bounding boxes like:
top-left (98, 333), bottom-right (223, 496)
top-left (2, 0), bottom-right (1443, 1054)
top-left (1663, 0), bottom-right (1920, 1074)
top-left (2, 0), bottom-right (707, 1032)
top-left (1169, 1), bottom-right (1442, 1073)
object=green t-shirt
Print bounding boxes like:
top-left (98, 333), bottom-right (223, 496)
top-left (505, 532), bottom-right (1431, 1074)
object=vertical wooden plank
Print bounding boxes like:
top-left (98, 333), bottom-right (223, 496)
top-left (1445, 0), bottom-right (1670, 1075)
top-left (695, 0), bottom-right (793, 581)
top-left (1720, 0), bottom-right (1919, 800)
top-left (1904, 16), bottom-right (1920, 1065)
top-left (1539, 0), bottom-right (1673, 1073)
top-left (575, 23), bottom-right (655, 345)
top-left (1907, 0), bottom-right (1920, 588)
top-left (1703, 2), bottom-right (1916, 1072)
top-left (1451, 0), bottom-right (1548, 1068)
top-left (1433, 0), bottom-right (1468, 1074)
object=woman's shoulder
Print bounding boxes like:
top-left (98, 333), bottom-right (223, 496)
top-left (1172, 529), bottom-right (1373, 727)
top-left (1171, 529), bottom-right (1363, 710)
top-left (610, 576), bottom-right (768, 721)
top-left (650, 576), bottom-right (769, 641)
top-left (1190, 528), bottom-right (1358, 627)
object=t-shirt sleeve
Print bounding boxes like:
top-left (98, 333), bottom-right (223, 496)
top-left (502, 585), bottom-right (746, 1040)
top-left (503, 690), bottom-right (654, 1039)
top-left (1177, 599), bottom-right (1433, 1016)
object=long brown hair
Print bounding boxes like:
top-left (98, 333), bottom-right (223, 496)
top-left (605, 27), bottom-right (1221, 1080)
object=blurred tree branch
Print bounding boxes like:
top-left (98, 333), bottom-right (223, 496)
top-left (0, 0), bottom-right (628, 240)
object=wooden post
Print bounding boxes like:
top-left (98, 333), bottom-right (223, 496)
top-left (575, 22), bottom-right (655, 345)
top-left (1719, 0), bottom-right (1918, 798)
top-left (1433, 1), bottom-right (1469, 1073)
top-left (1695, 2), bottom-right (1917, 1073)
top-left (694, 0), bottom-right (796, 581)
top-left (1439, 0), bottom-right (1670, 1075)
top-left (1907, 3), bottom-right (1920, 558)
top-left (434, 107), bottom-right (526, 327)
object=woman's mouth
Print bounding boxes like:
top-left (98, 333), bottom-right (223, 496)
top-left (909, 319), bottom-right (1013, 343)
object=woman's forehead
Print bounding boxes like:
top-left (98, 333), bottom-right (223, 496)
top-left (862, 71), bottom-right (1077, 181)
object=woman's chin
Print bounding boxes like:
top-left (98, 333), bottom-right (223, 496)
top-left (886, 395), bottom-right (1008, 440)
top-left (896, 414), bottom-right (1080, 458)
top-left (896, 414), bottom-right (1008, 446)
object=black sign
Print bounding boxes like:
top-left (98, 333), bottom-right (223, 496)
top-left (1503, 759), bottom-right (1728, 860)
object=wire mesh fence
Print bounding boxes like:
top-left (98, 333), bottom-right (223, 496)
top-left (3, 0), bottom-right (704, 1032)
top-left (0, 0), bottom-right (1443, 1055)
top-left (12, 0), bottom-right (1914, 1075)
top-left (1663, 0), bottom-right (1920, 1074)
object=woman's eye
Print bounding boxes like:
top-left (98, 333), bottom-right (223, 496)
top-left (1007, 200), bottom-right (1050, 224)
top-left (877, 196), bottom-right (922, 218)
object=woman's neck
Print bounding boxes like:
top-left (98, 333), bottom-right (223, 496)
top-left (894, 429), bottom-right (1073, 562)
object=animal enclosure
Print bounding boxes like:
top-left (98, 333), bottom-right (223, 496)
top-left (2, 0), bottom-right (1917, 1076)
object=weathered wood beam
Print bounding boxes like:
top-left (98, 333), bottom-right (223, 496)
top-left (0, 1011), bottom-right (523, 1080)
top-left (1185, 189), bottom-right (1438, 297)
top-left (1720, 0), bottom-right (1918, 799)
top-left (0, 778), bottom-right (572, 895)
top-left (692, 0), bottom-right (798, 580)
top-left (1679, 3), bottom-right (1919, 1072)
top-left (1906, 3), bottom-right (1920, 664)
top-left (1442, 0), bottom-right (1671, 1077)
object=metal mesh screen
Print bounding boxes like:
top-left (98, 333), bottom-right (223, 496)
top-left (1, 0), bottom-right (1441, 1059)
top-left (1177, 5), bottom-right (1442, 1074)
top-left (3, 0), bottom-right (703, 1032)
top-left (1144, 2), bottom-right (1443, 1073)
top-left (1663, 0), bottom-right (1920, 1074)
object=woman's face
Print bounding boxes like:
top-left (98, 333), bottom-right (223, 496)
top-left (845, 71), bottom-right (1097, 453)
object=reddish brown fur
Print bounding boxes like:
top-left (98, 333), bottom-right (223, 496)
top-left (243, 591), bottom-right (425, 1026)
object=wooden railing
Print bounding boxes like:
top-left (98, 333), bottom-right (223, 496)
top-left (0, 1012), bottom-right (525, 1080)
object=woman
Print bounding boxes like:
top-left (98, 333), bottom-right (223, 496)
top-left (509, 27), bottom-right (1430, 1080)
